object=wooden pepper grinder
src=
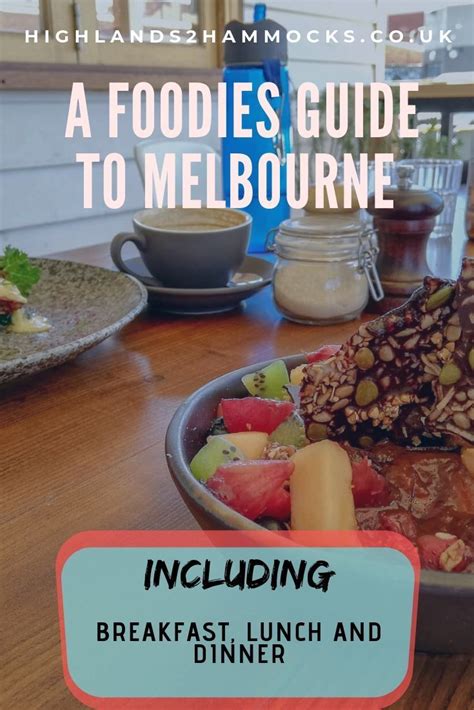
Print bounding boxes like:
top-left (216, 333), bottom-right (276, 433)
top-left (367, 164), bottom-right (444, 313)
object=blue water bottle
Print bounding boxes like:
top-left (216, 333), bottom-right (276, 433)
top-left (222, 3), bottom-right (291, 252)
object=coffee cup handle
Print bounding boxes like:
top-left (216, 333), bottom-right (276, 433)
top-left (110, 232), bottom-right (156, 286)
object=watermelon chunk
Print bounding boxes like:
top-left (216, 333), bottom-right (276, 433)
top-left (306, 344), bottom-right (340, 363)
top-left (206, 459), bottom-right (293, 521)
top-left (417, 534), bottom-right (471, 572)
top-left (264, 485), bottom-right (291, 520)
top-left (417, 534), bottom-right (453, 570)
top-left (378, 510), bottom-right (417, 542)
top-left (356, 507), bottom-right (417, 542)
top-left (351, 457), bottom-right (391, 508)
top-left (221, 397), bottom-right (295, 435)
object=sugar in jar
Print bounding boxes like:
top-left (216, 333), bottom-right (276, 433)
top-left (267, 213), bottom-right (382, 325)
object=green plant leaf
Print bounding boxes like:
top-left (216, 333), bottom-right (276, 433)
top-left (0, 246), bottom-right (41, 297)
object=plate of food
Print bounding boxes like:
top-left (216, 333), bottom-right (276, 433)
top-left (166, 257), bottom-right (474, 653)
top-left (0, 247), bottom-right (147, 385)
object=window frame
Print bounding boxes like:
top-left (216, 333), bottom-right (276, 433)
top-left (0, 0), bottom-right (77, 63)
top-left (0, 0), bottom-right (242, 89)
top-left (79, 0), bottom-right (219, 68)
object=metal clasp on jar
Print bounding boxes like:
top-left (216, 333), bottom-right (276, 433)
top-left (265, 227), bottom-right (279, 253)
top-left (358, 230), bottom-right (384, 302)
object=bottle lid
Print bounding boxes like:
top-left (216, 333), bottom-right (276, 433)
top-left (367, 165), bottom-right (444, 220)
top-left (224, 19), bottom-right (288, 65)
top-left (277, 213), bottom-right (364, 238)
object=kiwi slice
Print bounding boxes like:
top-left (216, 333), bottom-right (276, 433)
top-left (269, 411), bottom-right (308, 448)
top-left (190, 435), bottom-right (245, 482)
top-left (241, 360), bottom-right (290, 400)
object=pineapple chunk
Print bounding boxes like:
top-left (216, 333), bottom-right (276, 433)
top-left (209, 432), bottom-right (268, 460)
top-left (290, 440), bottom-right (357, 530)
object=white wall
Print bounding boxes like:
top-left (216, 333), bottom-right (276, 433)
top-left (0, 90), bottom-right (219, 255)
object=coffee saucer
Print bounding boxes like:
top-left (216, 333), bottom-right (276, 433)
top-left (121, 255), bottom-right (273, 315)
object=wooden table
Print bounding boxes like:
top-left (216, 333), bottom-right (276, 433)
top-left (2, 237), bottom-right (473, 709)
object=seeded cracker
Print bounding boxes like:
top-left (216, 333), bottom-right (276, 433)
top-left (422, 258), bottom-right (474, 445)
top-left (300, 258), bottom-right (474, 448)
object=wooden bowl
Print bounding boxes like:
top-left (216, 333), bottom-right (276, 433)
top-left (165, 355), bottom-right (474, 653)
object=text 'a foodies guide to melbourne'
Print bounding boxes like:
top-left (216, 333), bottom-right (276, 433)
top-left (68, 79), bottom-right (416, 210)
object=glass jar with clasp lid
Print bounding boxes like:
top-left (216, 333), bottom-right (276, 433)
top-left (266, 213), bottom-right (383, 325)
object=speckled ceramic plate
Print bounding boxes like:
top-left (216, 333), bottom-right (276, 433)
top-left (0, 259), bottom-right (147, 385)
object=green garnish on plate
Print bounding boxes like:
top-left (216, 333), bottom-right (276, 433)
top-left (0, 246), bottom-right (41, 297)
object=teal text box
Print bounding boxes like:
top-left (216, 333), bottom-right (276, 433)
top-left (61, 544), bottom-right (415, 699)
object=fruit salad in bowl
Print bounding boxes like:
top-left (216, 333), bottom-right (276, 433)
top-left (187, 349), bottom-right (474, 574)
top-left (168, 259), bottom-right (474, 574)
